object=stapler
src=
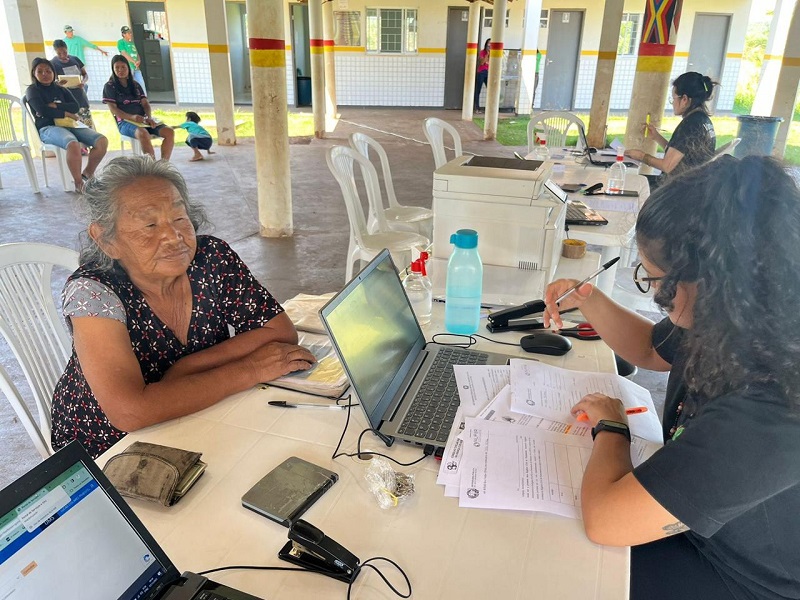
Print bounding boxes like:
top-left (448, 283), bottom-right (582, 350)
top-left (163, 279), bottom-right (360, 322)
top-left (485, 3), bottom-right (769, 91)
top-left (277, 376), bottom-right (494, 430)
top-left (278, 519), bottom-right (360, 583)
top-left (486, 299), bottom-right (547, 333)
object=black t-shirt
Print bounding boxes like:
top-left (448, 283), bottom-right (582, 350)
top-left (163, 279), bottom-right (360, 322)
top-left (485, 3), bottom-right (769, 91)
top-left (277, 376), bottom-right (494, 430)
top-left (665, 110), bottom-right (716, 174)
top-left (50, 55), bottom-right (84, 77)
top-left (24, 82), bottom-right (80, 130)
top-left (102, 79), bottom-right (147, 120)
top-left (634, 318), bottom-right (800, 599)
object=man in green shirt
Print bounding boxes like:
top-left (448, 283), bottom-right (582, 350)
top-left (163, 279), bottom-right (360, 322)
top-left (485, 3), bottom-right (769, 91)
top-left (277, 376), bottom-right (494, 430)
top-left (63, 25), bottom-right (108, 63)
top-left (117, 25), bottom-right (147, 94)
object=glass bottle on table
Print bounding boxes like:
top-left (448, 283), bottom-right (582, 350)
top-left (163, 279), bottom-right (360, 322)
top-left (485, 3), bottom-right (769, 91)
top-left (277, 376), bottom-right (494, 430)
top-left (534, 137), bottom-right (550, 161)
top-left (403, 258), bottom-right (432, 326)
top-left (445, 229), bottom-right (483, 335)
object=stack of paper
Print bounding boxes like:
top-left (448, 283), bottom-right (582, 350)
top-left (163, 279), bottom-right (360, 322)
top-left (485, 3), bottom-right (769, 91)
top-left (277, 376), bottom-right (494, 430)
top-left (436, 360), bottom-right (663, 520)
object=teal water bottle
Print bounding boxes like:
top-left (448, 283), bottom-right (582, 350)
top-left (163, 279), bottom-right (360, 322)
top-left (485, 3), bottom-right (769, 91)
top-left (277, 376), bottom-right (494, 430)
top-left (445, 229), bottom-right (483, 334)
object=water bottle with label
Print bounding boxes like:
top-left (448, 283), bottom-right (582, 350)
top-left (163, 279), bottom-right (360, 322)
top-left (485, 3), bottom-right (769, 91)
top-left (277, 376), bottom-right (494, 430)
top-left (445, 229), bottom-right (483, 334)
top-left (403, 258), bottom-right (432, 325)
top-left (607, 150), bottom-right (627, 195)
top-left (534, 136), bottom-right (550, 161)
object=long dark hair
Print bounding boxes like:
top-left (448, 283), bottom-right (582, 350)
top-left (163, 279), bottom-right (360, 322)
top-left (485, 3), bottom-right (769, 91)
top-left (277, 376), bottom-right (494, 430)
top-left (108, 54), bottom-right (138, 97)
top-left (673, 71), bottom-right (717, 114)
top-left (30, 57), bottom-right (55, 85)
top-left (636, 155), bottom-right (800, 405)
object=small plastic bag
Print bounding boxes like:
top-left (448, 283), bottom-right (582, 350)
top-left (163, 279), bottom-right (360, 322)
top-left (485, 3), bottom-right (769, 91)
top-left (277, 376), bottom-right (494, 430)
top-left (364, 457), bottom-right (415, 509)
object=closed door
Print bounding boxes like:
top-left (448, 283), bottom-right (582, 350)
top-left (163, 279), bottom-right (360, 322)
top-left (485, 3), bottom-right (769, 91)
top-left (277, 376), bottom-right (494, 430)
top-left (443, 7), bottom-right (470, 109)
top-left (540, 10), bottom-right (583, 110)
top-left (687, 14), bottom-right (730, 112)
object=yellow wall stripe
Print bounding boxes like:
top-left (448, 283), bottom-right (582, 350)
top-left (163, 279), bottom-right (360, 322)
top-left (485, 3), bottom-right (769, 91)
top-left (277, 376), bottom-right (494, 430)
top-left (674, 51), bottom-right (689, 57)
top-left (208, 44), bottom-right (229, 53)
top-left (250, 48), bottom-right (286, 68)
top-left (172, 42), bottom-right (208, 49)
top-left (636, 55), bottom-right (675, 73)
top-left (336, 46), bottom-right (364, 52)
top-left (418, 47), bottom-right (445, 54)
top-left (764, 54), bottom-right (782, 61)
top-left (12, 42), bottom-right (45, 53)
top-left (726, 53), bottom-right (742, 59)
top-left (581, 50), bottom-right (598, 56)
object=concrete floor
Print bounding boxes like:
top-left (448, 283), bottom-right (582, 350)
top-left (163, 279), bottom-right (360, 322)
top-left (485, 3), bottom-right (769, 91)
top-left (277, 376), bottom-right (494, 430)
top-left (0, 108), bottom-right (667, 488)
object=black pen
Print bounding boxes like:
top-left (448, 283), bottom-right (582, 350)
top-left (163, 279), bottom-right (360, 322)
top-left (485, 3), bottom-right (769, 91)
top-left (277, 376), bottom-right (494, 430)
top-left (268, 400), bottom-right (347, 411)
top-left (555, 257), bottom-right (621, 304)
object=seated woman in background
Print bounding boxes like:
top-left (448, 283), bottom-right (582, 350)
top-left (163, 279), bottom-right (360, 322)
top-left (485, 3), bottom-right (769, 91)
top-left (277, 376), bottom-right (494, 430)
top-left (25, 57), bottom-right (108, 191)
top-left (102, 55), bottom-right (174, 161)
top-left (543, 155), bottom-right (800, 599)
top-left (51, 156), bottom-right (315, 457)
top-left (626, 72), bottom-right (717, 186)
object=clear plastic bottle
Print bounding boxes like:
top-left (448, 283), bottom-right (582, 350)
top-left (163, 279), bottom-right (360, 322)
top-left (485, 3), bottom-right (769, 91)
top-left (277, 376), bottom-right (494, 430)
top-left (534, 137), bottom-right (550, 161)
top-left (403, 258), bottom-right (432, 325)
top-left (607, 151), bottom-right (627, 195)
top-left (445, 229), bottom-right (483, 335)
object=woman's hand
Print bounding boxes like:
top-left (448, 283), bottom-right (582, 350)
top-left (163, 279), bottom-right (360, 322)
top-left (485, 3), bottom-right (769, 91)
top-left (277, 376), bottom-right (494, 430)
top-left (571, 393), bottom-right (627, 427)
top-left (543, 278), bottom-right (594, 329)
top-left (64, 112), bottom-right (79, 120)
top-left (245, 342), bottom-right (317, 383)
top-left (625, 149), bottom-right (645, 161)
top-left (644, 122), bottom-right (659, 138)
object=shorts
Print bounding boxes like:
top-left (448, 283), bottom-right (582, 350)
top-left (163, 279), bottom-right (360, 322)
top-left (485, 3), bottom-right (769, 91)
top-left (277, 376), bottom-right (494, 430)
top-left (38, 125), bottom-right (105, 149)
top-left (186, 136), bottom-right (212, 150)
top-left (117, 120), bottom-right (169, 139)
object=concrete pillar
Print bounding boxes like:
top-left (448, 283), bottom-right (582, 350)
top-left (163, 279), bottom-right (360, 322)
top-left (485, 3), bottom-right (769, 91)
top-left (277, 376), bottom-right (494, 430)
top-left (322, 0), bottom-right (338, 132)
top-left (2, 0), bottom-right (46, 98)
top-left (772, 2), bottom-right (800, 156)
top-left (308, 0), bottom-right (325, 138)
top-left (461, 1), bottom-right (481, 121)
top-left (246, 0), bottom-right (293, 237)
top-left (623, 0), bottom-right (684, 174)
top-left (752, 0), bottom-right (798, 116)
top-left (203, 0), bottom-right (236, 146)
top-left (516, 0), bottom-right (543, 116)
top-left (587, 0), bottom-right (624, 148)
top-left (483, 0), bottom-right (507, 141)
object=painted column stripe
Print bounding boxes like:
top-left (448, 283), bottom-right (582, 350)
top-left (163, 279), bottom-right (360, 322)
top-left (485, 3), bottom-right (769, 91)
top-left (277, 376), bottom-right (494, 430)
top-left (208, 44), bottom-right (229, 54)
top-left (636, 56), bottom-right (675, 72)
top-left (638, 43), bottom-right (676, 57)
top-left (249, 37), bottom-right (285, 51)
top-left (784, 56), bottom-right (800, 67)
top-left (12, 42), bottom-right (45, 53)
top-left (323, 40), bottom-right (334, 46)
top-left (489, 42), bottom-right (504, 59)
top-left (249, 38), bottom-right (286, 68)
top-left (467, 42), bottom-right (478, 49)
top-left (597, 50), bottom-right (617, 61)
top-left (310, 38), bottom-right (324, 54)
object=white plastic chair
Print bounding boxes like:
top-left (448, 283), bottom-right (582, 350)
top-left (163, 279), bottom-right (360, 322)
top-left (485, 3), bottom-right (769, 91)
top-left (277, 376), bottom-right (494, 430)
top-left (712, 137), bottom-right (741, 159)
top-left (121, 132), bottom-right (162, 156)
top-left (21, 96), bottom-right (76, 192)
top-left (528, 111), bottom-right (586, 153)
top-left (327, 146), bottom-right (430, 281)
top-left (423, 117), bottom-right (463, 169)
top-left (0, 94), bottom-right (40, 193)
top-left (348, 132), bottom-right (433, 239)
top-left (0, 242), bottom-right (79, 459)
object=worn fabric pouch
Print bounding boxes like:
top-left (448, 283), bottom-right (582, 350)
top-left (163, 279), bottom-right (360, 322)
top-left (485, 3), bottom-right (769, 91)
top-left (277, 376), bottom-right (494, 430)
top-left (103, 441), bottom-right (204, 506)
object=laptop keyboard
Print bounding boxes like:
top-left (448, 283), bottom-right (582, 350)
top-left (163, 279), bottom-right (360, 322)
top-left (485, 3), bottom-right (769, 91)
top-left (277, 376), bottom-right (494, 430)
top-left (566, 203), bottom-right (589, 221)
top-left (398, 347), bottom-right (489, 443)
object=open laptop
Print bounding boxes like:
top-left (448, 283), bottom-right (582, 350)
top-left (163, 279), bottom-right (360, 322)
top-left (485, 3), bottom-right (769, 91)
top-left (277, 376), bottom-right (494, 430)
top-left (319, 250), bottom-right (515, 449)
top-left (544, 179), bottom-right (608, 226)
top-left (577, 124), bottom-right (639, 168)
top-left (0, 441), bottom-right (261, 600)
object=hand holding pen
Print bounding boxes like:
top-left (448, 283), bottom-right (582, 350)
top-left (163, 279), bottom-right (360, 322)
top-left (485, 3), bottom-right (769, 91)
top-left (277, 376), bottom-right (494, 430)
top-left (543, 257), bottom-right (620, 329)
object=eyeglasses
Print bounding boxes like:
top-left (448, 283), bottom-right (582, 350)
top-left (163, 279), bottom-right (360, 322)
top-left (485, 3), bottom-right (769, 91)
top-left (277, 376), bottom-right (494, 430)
top-left (633, 262), bottom-right (663, 294)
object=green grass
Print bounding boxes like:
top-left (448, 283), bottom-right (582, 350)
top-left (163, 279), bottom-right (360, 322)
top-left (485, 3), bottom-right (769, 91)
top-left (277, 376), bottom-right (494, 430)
top-left (0, 107), bottom-right (314, 163)
top-left (473, 113), bottom-right (800, 165)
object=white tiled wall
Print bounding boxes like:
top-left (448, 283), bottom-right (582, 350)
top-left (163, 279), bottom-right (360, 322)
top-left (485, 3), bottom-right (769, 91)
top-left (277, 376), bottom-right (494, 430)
top-left (173, 49), bottom-right (214, 104)
top-left (286, 52), bottom-right (295, 106)
top-left (83, 48), bottom-right (115, 102)
top-left (335, 53), bottom-right (445, 106)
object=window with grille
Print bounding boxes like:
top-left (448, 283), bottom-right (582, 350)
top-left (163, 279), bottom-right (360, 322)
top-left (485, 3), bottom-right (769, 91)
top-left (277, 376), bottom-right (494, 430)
top-left (365, 8), bottom-right (418, 53)
top-left (483, 9), bottom-right (510, 29)
top-left (334, 11), bottom-right (361, 46)
top-left (145, 10), bottom-right (169, 41)
top-left (618, 13), bottom-right (641, 56)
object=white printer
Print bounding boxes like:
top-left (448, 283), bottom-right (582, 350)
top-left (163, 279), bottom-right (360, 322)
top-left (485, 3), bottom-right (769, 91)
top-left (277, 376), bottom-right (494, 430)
top-left (432, 155), bottom-right (566, 282)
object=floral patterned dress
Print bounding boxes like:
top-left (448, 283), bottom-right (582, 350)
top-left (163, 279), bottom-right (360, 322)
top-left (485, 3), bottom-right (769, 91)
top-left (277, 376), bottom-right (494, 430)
top-left (51, 235), bottom-right (284, 458)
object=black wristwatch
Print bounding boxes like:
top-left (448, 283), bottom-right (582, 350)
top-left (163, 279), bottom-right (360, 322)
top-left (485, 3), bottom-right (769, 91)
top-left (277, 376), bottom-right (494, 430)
top-left (591, 420), bottom-right (631, 442)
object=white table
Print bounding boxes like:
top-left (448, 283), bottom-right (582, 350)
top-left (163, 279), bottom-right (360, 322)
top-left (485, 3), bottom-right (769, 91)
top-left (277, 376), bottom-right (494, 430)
top-left (97, 257), bottom-right (628, 600)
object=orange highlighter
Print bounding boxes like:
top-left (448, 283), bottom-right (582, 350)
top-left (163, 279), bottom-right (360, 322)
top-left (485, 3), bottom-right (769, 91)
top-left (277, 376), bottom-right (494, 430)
top-left (577, 407), bottom-right (648, 422)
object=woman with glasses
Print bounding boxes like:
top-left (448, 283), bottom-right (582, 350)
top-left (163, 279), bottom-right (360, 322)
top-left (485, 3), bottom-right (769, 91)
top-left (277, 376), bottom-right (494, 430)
top-left (543, 155), bottom-right (800, 599)
top-left (625, 72), bottom-right (717, 187)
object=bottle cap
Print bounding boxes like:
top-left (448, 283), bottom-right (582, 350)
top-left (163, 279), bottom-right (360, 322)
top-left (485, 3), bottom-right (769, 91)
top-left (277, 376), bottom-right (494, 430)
top-left (450, 229), bottom-right (478, 249)
top-left (410, 259), bottom-right (422, 273)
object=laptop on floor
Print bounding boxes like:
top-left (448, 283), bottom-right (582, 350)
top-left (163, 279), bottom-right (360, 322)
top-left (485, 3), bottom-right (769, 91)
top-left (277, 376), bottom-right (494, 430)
top-left (319, 250), bottom-right (515, 449)
top-left (544, 179), bottom-right (608, 226)
top-left (577, 124), bottom-right (639, 168)
top-left (0, 441), bottom-right (262, 600)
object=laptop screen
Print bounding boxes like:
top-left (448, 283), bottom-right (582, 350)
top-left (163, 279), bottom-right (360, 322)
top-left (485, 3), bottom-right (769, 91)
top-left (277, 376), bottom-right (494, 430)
top-left (321, 251), bottom-right (425, 430)
top-left (0, 455), bottom-right (170, 600)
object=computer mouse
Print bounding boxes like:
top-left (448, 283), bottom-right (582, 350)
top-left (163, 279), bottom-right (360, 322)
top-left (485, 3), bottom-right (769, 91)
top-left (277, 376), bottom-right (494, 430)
top-left (519, 332), bottom-right (573, 356)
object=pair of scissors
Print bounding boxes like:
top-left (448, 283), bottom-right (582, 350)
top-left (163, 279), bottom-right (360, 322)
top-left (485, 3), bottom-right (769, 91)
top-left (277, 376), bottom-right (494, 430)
top-left (558, 322), bottom-right (601, 340)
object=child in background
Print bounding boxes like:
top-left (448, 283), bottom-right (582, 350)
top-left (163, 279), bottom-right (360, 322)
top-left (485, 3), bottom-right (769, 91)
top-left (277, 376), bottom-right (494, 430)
top-left (178, 111), bottom-right (214, 162)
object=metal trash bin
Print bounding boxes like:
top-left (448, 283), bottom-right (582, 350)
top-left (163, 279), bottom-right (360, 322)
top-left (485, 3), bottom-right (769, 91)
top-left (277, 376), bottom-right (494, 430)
top-left (734, 115), bottom-right (784, 157)
top-left (296, 76), bottom-right (312, 107)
